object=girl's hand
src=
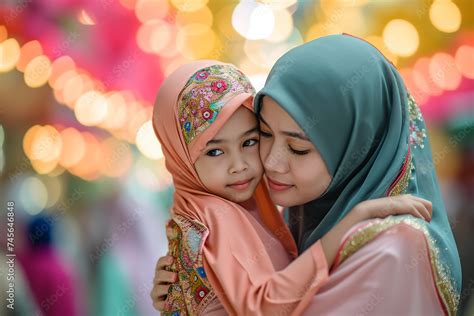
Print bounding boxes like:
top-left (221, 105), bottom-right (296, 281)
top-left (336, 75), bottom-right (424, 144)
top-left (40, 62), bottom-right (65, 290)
top-left (321, 194), bottom-right (432, 269)
top-left (352, 194), bottom-right (432, 223)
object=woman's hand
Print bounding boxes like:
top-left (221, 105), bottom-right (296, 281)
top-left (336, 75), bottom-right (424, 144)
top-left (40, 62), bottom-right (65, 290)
top-left (321, 194), bottom-right (432, 269)
top-left (150, 223), bottom-right (179, 311)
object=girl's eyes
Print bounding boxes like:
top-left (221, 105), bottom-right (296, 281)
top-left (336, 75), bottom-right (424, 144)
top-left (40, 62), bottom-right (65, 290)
top-left (288, 145), bottom-right (310, 156)
top-left (206, 149), bottom-right (224, 157)
top-left (243, 138), bottom-right (259, 147)
top-left (205, 139), bottom-right (258, 157)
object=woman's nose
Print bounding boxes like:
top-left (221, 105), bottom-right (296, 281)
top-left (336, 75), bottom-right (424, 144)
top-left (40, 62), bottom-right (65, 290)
top-left (263, 145), bottom-right (289, 174)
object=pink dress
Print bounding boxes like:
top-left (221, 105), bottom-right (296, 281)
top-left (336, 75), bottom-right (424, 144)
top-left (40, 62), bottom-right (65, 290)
top-left (202, 207), bottom-right (294, 315)
top-left (167, 212), bottom-right (448, 315)
top-left (302, 219), bottom-right (446, 315)
top-left (204, 217), bottom-right (448, 315)
top-left (164, 197), bottom-right (328, 316)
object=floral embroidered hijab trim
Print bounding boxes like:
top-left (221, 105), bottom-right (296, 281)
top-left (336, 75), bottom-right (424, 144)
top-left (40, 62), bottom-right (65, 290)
top-left (408, 93), bottom-right (427, 149)
top-left (163, 216), bottom-right (216, 316)
top-left (177, 64), bottom-right (255, 144)
top-left (387, 93), bottom-right (426, 197)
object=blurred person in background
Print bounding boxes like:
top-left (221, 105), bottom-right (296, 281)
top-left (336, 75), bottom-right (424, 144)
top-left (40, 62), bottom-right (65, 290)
top-left (18, 215), bottom-right (79, 316)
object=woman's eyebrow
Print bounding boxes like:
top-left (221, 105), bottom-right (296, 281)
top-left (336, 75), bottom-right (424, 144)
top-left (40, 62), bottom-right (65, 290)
top-left (281, 131), bottom-right (310, 141)
top-left (259, 114), bottom-right (310, 141)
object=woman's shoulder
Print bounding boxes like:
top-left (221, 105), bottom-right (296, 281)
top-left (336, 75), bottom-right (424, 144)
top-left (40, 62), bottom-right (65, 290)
top-left (333, 216), bottom-right (429, 268)
top-left (329, 216), bottom-right (456, 315)
top-left (303, 217), bottom-right (449, 315)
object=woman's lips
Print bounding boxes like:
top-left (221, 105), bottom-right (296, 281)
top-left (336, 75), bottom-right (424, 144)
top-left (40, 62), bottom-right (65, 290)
top-left (228, 178), bottom-right (252, 191)
top-left (266, 177), bottom-right (294, 192)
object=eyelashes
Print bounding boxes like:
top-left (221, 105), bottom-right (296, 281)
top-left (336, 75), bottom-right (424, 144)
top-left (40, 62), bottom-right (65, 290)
top-left (288, 146), bottom-right (310, 155)
top-left (206, 149), bottom-right (224, 157)
top-left (205, 138), bottom-right (259, 157)
top-left (259, 130), bottom-right (272, 138)
top-left (243, 138), bottom-right (259, 147)
top-left (259, 130), bottom-right (310, 155)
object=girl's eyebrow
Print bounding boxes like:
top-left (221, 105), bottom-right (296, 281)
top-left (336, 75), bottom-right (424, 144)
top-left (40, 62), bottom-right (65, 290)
top-left (206, 126), bottom-right (259, 146)
top-left (259, 114), bottom-right (310, 142)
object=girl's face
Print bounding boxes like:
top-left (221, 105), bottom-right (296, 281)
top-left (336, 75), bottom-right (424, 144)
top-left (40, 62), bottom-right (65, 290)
top-left (194, 106), bottom-right (263, 203)
top-left (259, 96), bottom-right (332, 207)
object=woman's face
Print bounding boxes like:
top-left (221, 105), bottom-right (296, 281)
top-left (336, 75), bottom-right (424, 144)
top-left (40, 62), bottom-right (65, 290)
top-left (259, 96), bottom-right (332, 207)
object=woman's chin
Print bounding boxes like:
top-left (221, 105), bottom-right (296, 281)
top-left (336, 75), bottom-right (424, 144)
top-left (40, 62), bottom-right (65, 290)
top-left (269, 188), bottom-right (323, 208)
top-left (268, 190), bottom-right (297, 208)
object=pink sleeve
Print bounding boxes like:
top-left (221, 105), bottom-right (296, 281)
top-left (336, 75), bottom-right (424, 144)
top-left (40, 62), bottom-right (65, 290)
top-left (301, 222), bottom-right (445, 315)
top-left (204, 240), bottom-right (328, 316)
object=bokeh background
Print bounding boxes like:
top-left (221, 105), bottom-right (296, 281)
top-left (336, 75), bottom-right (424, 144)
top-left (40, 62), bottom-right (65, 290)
top-left (0, 0), bottom-right (473, 315)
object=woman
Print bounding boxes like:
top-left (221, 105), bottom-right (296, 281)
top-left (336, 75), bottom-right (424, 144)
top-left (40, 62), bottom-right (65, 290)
top-left (152, 34), bottom-right (461, 315)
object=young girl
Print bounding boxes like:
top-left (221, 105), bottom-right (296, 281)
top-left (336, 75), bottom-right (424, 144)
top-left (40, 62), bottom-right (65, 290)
top-left (152, 60), bottom-right (432, 315)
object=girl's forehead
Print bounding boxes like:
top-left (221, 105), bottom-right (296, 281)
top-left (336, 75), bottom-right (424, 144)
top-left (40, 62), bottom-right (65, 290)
top-left (213, 106), bottom-right (257, 138)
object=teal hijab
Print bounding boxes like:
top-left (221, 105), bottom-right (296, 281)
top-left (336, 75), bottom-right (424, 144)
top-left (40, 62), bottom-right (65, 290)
top-left (255, 34), bottom-right (461, 310)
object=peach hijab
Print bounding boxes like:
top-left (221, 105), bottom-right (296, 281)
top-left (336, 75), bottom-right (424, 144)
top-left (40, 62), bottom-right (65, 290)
top-left (152, 60), bottom-right (326, 314)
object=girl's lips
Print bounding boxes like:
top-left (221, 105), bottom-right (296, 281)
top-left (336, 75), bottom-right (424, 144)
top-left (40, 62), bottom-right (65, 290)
top-left (266, 177), bottom-right (293, 192)
top-left (228, 178), bottom-right (252, 191)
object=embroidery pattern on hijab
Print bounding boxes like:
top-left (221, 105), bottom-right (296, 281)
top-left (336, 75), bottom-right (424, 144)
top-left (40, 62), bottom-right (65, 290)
top-left (178, 65), bottom-right (255, 144)
top-left (164, 216), bottom-right (215, 316)
top-left (408, 93), bottom-right (427, 149)
top-left (386, 92), bottom-right (426, 196)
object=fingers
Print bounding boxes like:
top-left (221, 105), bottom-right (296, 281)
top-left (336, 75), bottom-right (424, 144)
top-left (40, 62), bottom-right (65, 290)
top-left (398, 196), bottom-right (430, 222)
top-left (153, 301), bottom-right (165, 312)
top-left (150, 284), bottom-right (170, 311)
top-left (368, 194), bottom-right (433, 223)
top-left (154, 270), bottom-right (178, 285)
top-left (407, 203), bottom-right (424, 221)
top-left (408, 205), bottom-right (424, 220)
top-left (151, 284), bottom-right (171, 298)
top-left (403, 195), bottom-right (432, 221)
top-left (410, 196), bottom-right (433, 217)
top-left (412, 201), bottom-right (431, 222)
top-left (155, 255), bottom-right (173, 272)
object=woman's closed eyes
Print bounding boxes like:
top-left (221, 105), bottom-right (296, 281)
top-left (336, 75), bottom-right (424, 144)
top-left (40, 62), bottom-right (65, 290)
top-left (288, 146), bottom-right (310, 155)
top-left (259, 129), bottom-right (310, 156)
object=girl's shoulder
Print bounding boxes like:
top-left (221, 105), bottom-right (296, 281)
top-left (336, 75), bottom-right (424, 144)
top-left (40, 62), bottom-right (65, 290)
top-left (163, 215), bottom-right (216, 316)
top-left (171, 215), bottom-right (209, 260)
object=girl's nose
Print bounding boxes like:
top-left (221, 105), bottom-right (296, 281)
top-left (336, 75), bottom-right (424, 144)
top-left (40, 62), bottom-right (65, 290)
top-left (229, 155), bottom-right (249, 174)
